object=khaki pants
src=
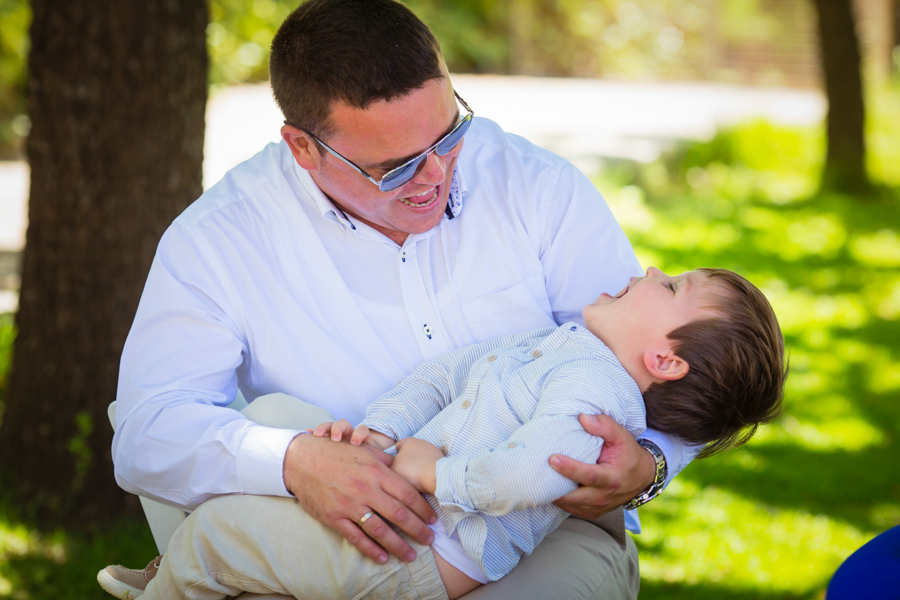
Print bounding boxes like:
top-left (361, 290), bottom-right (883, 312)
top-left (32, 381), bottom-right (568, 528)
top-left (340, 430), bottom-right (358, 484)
top-left (150, 394), bottom-right (640, 600)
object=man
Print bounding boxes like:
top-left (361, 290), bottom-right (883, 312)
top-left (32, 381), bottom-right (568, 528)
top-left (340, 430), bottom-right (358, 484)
top-left (112, 0), bottom-right (697, 597)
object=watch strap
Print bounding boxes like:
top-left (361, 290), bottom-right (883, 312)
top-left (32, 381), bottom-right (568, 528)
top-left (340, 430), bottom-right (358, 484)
top-left (624, 438), bottom-right (668, 510)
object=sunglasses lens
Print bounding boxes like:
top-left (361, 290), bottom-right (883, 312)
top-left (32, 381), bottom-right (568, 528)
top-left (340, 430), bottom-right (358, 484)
top-left (436, 116), bottom-right (472, 156)
top-left (380, 154), bottom-right (428, 192)
top-left (378, 110), bottom-right (473, 192)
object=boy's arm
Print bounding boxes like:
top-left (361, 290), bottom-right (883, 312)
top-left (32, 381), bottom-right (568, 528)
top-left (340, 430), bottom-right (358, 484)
top-left (434, 368), bottom-right (645, 517)
top-left (362, 329), bottom-right (553, 441)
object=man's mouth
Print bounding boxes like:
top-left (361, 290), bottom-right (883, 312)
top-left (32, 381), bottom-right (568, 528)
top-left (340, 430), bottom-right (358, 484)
top-left (614, 284), bottom-right (630, 299)
top-left (399, 187), bottom-right (438, 208)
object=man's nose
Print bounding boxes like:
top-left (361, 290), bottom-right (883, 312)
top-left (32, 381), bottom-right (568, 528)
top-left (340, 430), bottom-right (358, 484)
top-left (413, 151), bottom-right (446, 186)
top-left (646, 266), bottom-right (664, 278)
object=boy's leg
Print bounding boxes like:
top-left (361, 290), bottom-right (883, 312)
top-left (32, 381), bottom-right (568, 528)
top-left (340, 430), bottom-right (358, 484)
top-left (143, 494), bottom-right (447, 600)
top-left (460, 516), bottom-right (639, 600)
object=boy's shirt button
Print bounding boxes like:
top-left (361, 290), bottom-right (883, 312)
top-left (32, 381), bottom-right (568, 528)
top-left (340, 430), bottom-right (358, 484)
top-left (487, 355), bottom-right (497, 362)
top-left (461, 400), bottom-right (471, 409)
top-left (531, 349), bottom-right (542, 358)
top-left (440, 444), bottom-right (449, 455)
top-left (507, 442), bottom-right (517, 449)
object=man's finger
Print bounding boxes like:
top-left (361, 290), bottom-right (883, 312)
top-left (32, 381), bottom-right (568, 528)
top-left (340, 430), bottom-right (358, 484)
top-left (578, 414), bottom-right (628, 446)
top-left (357, 511), bottom-right (419, 562)
top-left (552, 491), bottom-right (609, 520)
top-left (549, 453), bottom-right (615, 488)
top-left (333, 519), bottom-right (389, 564)
top-left (380, 475), bottom-right (436, 544)
top-left (360, 443), bottom-right (394, 467)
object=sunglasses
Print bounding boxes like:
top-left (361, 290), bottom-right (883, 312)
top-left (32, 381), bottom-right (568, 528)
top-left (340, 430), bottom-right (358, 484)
top-left (288, 91), bottom-right (474, 193)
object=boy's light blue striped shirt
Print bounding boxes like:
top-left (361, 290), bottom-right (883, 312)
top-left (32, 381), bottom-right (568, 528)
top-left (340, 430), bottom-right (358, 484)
top-left (363, 322), bottom-right (646, 581)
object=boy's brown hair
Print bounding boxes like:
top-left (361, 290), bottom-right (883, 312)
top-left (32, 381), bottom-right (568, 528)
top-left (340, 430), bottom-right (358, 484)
top-left (642, 268), bottom-right (787, 458)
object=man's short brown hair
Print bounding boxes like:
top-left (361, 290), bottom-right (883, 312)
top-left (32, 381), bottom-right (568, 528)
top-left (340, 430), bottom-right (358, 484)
top-left (642, 268), bottom-right (788, 458)
top-left (269, 0), bottom-right (444, 139)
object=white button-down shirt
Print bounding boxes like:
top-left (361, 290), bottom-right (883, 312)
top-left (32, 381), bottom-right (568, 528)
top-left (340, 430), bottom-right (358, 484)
top-left (363, 323), bottom-right (645, 581)
top-left (113, 117), bottom-right (695, 532)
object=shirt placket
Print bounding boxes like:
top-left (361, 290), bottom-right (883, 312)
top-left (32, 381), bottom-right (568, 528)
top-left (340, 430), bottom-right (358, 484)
top-left (397, 242), bottom-right (450, 361)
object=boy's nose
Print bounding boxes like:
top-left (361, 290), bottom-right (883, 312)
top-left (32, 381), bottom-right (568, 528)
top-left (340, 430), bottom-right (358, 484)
top-left (645, 266), bottom-right (664, 278)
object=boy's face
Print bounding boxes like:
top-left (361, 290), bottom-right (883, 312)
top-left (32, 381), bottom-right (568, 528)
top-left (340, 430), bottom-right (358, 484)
top-left (583, 267), bottom-right (719, 362)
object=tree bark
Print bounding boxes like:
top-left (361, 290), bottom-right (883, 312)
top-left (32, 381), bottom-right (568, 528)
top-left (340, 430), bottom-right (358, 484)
top-left (0, 0), bottom-right (208, 524)
top-left (812, 0), bottom-right (870, 192)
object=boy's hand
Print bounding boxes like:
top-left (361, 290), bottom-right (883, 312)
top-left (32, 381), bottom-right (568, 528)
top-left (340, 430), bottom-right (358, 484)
top-left (312, 419), bottom-right (395, 451)
top-left (391, 437), bottom-right (442, 494)
top-left (549, 414), bottom-right (655, 519)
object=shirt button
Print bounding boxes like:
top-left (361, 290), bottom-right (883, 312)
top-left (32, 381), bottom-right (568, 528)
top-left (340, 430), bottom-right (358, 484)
top-left (487, 355), bottom-right (497, 362)
top-left (532, 349), bottom-right (542, 358)
top-left (507, 442), bottom-right (517, 449)
top-left (440, 444), bottom-right (448, 455)
top-left (461, 400), bottom-right (471, 409)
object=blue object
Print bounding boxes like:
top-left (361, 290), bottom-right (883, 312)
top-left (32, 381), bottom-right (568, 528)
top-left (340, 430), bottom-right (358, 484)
top-left (827, 525), bottom-right (900, 599)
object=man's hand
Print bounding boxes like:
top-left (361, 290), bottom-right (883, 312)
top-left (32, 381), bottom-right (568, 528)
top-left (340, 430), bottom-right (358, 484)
top-left (283, 433), bottom-right (436, 564)
top-left (549, 414), bottom-right (656, 519)
top-left (391, 437), bottom-right (442, 494)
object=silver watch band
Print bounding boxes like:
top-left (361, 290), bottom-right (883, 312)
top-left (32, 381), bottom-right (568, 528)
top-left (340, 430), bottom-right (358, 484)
top-left (624, 439), bottom-right (668, 511)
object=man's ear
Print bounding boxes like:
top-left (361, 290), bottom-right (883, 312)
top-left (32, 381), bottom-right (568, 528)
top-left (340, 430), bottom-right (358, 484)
top-left (281, 125), bottom-right (322, 172)
top-left (643, 350), bottom-right (690, 382)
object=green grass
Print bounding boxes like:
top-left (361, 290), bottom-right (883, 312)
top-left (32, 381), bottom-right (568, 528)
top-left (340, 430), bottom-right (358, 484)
top-left (0, 496), bottom-right (155, 599)
top-left (593, 84), bottom-right (900, 599)
top-left (2, 85), bottom-right (899, 599)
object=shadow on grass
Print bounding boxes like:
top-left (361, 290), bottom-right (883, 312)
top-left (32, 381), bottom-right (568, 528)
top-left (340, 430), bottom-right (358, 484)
top-left (0, 518), bottom-right (155, 600)
top-left (0, 486), bottom-right (156, 600)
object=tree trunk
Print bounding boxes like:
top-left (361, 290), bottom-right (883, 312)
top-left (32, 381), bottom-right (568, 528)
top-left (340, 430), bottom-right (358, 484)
top-left (812, 0), bottom-right (870, 193)
top-left (0, 0), bottom-right (208, 525)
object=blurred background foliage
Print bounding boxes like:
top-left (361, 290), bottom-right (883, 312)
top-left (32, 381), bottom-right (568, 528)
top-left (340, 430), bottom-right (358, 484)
top-left (4, 0), bottom-right (895, 157)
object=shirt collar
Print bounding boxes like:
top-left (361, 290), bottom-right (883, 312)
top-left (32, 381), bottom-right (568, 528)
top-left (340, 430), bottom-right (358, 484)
top-left (563, 324), bottom-right (640, 385)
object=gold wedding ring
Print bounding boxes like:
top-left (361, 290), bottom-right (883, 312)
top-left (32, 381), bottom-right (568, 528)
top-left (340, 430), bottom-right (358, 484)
top-left (359, 511), bottom-right (375, 527)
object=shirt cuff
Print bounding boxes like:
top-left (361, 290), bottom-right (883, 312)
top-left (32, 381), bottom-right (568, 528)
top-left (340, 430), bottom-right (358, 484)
top-left (361, 417), bottom-right (413, 443)
top-left (625, 508), bottom-right (642, 534)
top-left (236, 425), bottom-right (304, 497)
top-left (433, 455), bottom-right (478, 513)
top-left (638, 428), bottom-right (700, 488)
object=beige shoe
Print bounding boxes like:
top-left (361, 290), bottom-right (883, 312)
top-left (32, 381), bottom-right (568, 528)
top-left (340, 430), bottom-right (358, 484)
top-left (96, 555), bottom-right (161, 599)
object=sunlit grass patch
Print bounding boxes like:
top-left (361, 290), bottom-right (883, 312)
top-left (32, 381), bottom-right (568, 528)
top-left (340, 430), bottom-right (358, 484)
top-left (0, 490), bottom-right (155, 599)
top-left (602, 95), bottom-right (900, 599)
top-left (637, 480), bottom-right (871, 594)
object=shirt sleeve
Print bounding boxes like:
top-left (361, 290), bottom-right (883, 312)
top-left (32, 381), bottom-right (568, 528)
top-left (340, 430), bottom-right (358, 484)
top-left (112, 224), bottom-right (300, 510)
top-left (363, 333), bottom-right (540, 441)
top-left (535, 162), bottom-right (695, 496)
top-left (433, 366), bottom-right (645, 516)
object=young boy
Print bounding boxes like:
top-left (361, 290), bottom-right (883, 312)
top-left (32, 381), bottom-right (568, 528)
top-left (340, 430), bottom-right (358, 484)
top-left (103, 267), bottom-right (787, 600)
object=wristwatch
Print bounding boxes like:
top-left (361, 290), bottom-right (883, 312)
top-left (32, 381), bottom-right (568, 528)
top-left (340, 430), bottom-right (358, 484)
top-left (624, 439), bottom-right (668, 511)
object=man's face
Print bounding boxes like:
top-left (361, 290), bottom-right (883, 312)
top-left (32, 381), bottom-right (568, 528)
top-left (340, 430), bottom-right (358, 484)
top-left (583, 268), bottom-right (719, 361)
top-left (301, 76), bottom-right (462, 244)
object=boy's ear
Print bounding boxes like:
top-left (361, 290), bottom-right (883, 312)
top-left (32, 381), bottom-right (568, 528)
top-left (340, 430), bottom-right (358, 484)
top-left (281, 125), bottom-right (322, 172)
top-left (643, 350), bottom-right (690, 382)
